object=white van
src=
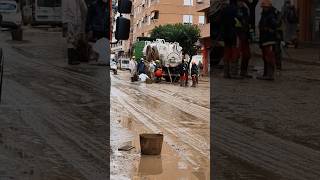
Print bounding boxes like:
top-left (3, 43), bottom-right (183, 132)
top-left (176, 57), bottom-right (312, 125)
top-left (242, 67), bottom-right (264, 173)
top-left (119, 58), bottom-right (130, 70)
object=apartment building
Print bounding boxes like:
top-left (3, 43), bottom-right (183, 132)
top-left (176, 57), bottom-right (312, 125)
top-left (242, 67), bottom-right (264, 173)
top-left (196, 0), bottom-right (210, 75)
top-left (132, 0), bottom-right (205, 42)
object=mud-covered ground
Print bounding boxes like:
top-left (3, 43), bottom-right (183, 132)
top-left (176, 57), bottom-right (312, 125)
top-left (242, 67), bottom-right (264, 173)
top-left (0, 27), bottom-right (108, 180)
top-left (110, 70), bottom-right (210, 179)
top-left (212, 58), bottom-right (320, 180)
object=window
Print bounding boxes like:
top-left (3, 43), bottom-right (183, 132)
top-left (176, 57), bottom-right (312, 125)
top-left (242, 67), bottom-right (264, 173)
top-left (148, 15), bottom-right (151, 25)
top-left (151, 10), bottom-right (159, 20)
top-left (183, 15), bottom-right (193, 24)
top-left (199, 15), bottom-right (205, 24)
top-left (184, 0), bottom-right (193, 6)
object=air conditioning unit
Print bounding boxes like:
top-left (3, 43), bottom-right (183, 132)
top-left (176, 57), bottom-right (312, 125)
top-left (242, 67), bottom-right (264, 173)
top-left (196, 0), bottom-right (203, 3)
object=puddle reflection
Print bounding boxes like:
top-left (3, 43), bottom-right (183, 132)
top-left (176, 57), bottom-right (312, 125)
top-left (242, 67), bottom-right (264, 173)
top-left (138, 155), bottom-right (163, 176)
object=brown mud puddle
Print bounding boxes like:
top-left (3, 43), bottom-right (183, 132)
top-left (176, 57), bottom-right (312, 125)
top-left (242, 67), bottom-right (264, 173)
top-left (118, 117), bottom-right (209, 180)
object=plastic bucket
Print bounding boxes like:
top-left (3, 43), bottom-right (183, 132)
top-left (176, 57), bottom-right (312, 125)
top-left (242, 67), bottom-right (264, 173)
top-left (140, 133), bottom-right (163, 155)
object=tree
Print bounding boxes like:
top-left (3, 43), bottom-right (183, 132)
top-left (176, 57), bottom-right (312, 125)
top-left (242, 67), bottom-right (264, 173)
top-left (150, 23), bottom-right (201, 63)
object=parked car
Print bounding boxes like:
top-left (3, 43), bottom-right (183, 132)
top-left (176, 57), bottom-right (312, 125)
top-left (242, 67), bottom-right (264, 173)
top-left (0, 0), bottom-right (23, 40)
top-left (119, 58), bottom-right (130, 70)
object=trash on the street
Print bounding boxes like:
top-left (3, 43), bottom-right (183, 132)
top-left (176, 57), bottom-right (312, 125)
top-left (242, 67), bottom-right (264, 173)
top-left (145, 78), bottom-right (153, 84)
top-left (118, 145), bottom-right (135, 151)
top-left (92, 38), bottom-right (110, 65)
top-left (139, 133), bottom-right (163, 155)
top-left (138, 74), bottom-right (149, 82)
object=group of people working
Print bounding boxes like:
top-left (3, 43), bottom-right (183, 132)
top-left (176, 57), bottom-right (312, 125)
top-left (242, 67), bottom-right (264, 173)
top-left (129, 56), bottom-right (202, 87)
top-left (214, 0), bottom-right (298, 80)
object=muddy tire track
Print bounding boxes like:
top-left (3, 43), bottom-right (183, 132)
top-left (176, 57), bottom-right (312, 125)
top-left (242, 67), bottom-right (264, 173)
top-left (1, 43), bottom-right (109, 179)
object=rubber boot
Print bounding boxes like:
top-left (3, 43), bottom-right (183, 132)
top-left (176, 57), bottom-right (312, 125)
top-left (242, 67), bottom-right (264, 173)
top-left (68, 48), bottom-right (80, 65)
top-left (230, 59), bottom-right (243, 79)
top-left (223, 62), bottom-right (231, 78)
top-left (257, 62), bottom-right (275, 81)
top-left (257, 60), bottom-right (267, 80)
top-left (191, 75), bottom-right (196, 87)
top-left (240, 58), bottom-right (252, 78)
top-left (267, 63), bottom-right (275, 80)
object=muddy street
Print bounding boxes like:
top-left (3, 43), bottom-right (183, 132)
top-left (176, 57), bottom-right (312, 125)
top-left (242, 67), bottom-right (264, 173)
top-left (212, 58), bottom-right (320, 180)
top-left (110, 70), bottom-right (210, 179)
top-left (0, 27), bottom-right (108, 180)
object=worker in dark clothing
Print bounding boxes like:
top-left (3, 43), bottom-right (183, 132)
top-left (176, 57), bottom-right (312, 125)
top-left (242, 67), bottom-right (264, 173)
top-left (86, 0), bottom-right (109, 42)
top-left (236, 0), bottom-right (252, 78)
top-left (221, 0), bottom-right (242, 79)
top-left (274, 8), bottom-right (284, 70)
top-left (191, 62), bottom-right (199, 87)
top-left (258, 0), bottom-right (278, 80)
top-left (211, 0), bottom-right (228, 66)
top-left (179, 60), bottom-right (188, 87)
top-left (137, 58), bottom-right (146, 75)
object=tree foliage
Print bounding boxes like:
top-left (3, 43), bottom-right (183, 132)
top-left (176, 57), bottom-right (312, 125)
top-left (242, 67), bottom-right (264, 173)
top-left (150, 23), bottom-right (201, 59)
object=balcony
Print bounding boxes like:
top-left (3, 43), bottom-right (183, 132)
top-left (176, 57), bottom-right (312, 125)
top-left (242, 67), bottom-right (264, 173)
top-left (196, 0), bottom-right (210, 12)
top-left (199, 23), bottom-right (210, 38)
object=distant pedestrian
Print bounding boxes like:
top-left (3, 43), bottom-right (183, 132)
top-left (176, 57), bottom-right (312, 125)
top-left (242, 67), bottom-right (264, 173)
top-left (149, 60), bottom-right (156, 80)
top-left (179, 60), bottom-right (188, 87)
top-left (281, 0), bottom-right (298, 47)
top-left (129, 56), bottom-right (137, 80)
top-left (221, 0), bottom-right (242, 79)
top-left (274, 8), bottom-right (284, 70)
top-left (237, 0), bottom-right (252, 78)
top-left (198, 61), bottom-right (204, 77)
top-left (257, 0), bottom-right (277, 80)
top-left (137, 58), bottom-right (146, 75)
top-left (191, 62), bottom-right (199, 87)
top-left (154, 60), bottom-right (163, 83)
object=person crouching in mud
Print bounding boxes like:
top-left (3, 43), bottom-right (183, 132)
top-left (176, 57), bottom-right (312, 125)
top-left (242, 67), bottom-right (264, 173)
top-left (154, 60), bottom-right (163, 83)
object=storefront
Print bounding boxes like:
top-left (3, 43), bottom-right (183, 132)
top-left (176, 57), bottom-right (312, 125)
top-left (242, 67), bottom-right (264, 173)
top-left (298, 0), bottom-right (320, 43)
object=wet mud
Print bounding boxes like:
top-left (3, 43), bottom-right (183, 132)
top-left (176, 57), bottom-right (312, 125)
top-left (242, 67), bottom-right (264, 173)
top-left (110, 70), bottom-right (210, 179)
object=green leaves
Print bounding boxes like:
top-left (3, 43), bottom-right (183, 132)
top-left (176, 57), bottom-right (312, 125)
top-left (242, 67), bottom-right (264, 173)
top-left (150, 23), bottom-right (201, 57)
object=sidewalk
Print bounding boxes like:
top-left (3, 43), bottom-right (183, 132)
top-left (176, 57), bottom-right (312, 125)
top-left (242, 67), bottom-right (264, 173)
top-left (252, 44), bottom-right (320, 66)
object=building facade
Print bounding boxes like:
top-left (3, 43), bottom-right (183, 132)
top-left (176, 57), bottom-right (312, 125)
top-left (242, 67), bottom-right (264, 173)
top-left (197, 0), bottom-right (210, 75)
top-left (132, 0), bottom-right (205, 41)
top-left (298, 0), bottom-right (320, 43)
top-left (253, 0), bottom-right (318, 43)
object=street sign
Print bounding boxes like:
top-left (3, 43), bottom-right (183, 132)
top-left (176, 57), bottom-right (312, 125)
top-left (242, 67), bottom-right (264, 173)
top-left (118, 0), bottom-right (132, 14)
top-left (115, 16), bottom-right (130, 40)
top-left (115, 0), bottom-right (132, 40)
